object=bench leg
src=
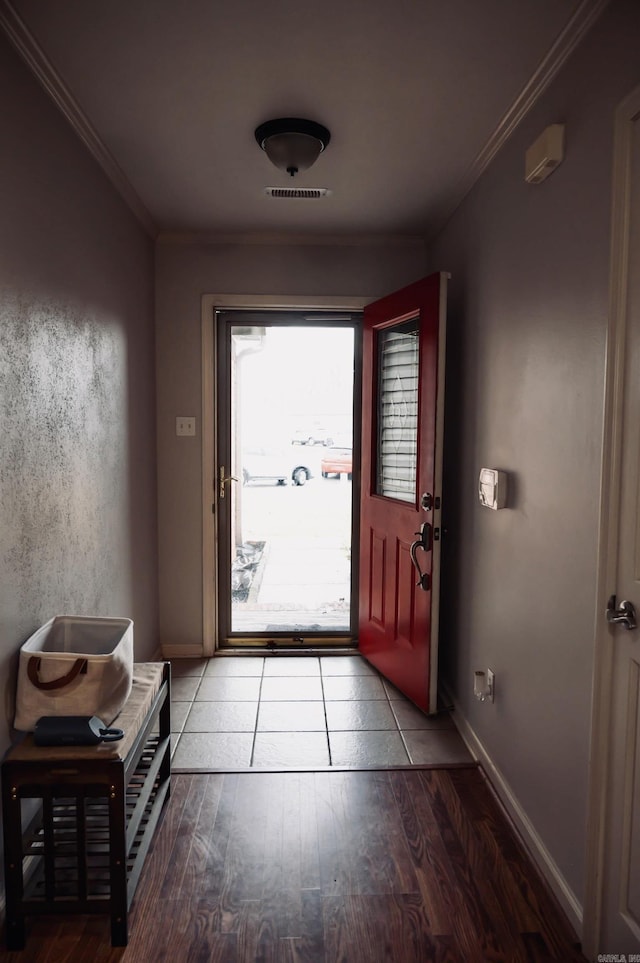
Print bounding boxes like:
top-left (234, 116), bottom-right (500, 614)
top-left (159, 662), bottom-right (171, 798)
top-left (2, 771), bottom-right (26, 950)
top-left (108, 769), bottom-right (129, 946)
top-left (4, 915), bottom-right (25, 951)
top-left (111, 914), bottom-right (128, 947)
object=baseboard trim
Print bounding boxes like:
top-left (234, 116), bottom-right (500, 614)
top-left (161, 643), bottom-right (205, 659)
top-left (442, 682), bottom-right (583, 936)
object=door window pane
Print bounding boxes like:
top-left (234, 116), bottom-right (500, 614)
top-left (376, 317), bottom-right (419, 502)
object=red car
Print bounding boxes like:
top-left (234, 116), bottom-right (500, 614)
top-left (321, 447), bottom-right (352, 479)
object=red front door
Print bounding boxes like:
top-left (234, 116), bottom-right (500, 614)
top-left (358, 273), bottom-right (447, 712)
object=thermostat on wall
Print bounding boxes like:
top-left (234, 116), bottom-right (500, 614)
top-left (478, 468), bottom-right (507, 510)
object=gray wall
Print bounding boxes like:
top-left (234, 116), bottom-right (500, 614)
top-left (0, 33), bottom-right (158, 760)
top-left (155, 239), bottom-right (426, 649)
top-left (429, 0), bottom-right (640, 912)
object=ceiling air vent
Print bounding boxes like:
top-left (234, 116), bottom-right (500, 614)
top-left (264, 187), bottom-right (331, 199)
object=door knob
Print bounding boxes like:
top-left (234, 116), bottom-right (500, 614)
top-left (219, 467), bottom-right (239, 499)
top-left (606, 595), bottom-right (637, 631)
top-left (410, 523), bottom-right (432, 592)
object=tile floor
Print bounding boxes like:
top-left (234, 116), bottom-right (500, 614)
top-left (169, 654), bottom-right (473, 770)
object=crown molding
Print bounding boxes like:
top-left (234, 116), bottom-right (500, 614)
top-left (428, 0), bottom-right (611, 243)
top-left (0, 0), bottom-right (157, 238)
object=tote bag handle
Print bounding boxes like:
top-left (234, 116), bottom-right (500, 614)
top-left (27, 656), bottom-right (88, 691)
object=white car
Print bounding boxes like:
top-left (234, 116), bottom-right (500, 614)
top-left (242, 447), bottom-right (314, 486)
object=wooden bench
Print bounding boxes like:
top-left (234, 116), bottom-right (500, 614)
top-left (1, 661), bottom-right (171, 949)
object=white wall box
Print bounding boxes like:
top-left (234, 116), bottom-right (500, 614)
top-left (478, 468), bottom-right (508, 510)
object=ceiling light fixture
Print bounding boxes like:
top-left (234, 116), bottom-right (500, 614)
top-left (254, 118), bottom-right (331, 177)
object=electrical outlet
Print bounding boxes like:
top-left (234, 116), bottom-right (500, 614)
top-left (176, 416), bottom-right (196, 437)
top-left (487, 669), bottom-right (495, 703)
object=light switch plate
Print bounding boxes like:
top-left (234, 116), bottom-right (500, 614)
top-left (176, 416), bottom-right (196, 436)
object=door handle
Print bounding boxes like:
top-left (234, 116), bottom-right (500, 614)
top-left (219, 466), bottom-right (239, 499)
top-left (606, 595), bottom-right (637, 631)
top-left (410, 523), bottom-right (432, 592)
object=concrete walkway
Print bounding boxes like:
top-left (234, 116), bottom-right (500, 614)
top-left (234, 535), bottom-right (352, 632)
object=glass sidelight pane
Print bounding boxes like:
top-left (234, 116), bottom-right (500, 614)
top-left (376, 316), bottom-right (419, 503)
top-left (228, 323), bottom-right (355, 637)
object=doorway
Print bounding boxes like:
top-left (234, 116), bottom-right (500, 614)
top-left (200, 275), bottom-right (447, 719)
top-left (215, 311), bottom-right (361, 648)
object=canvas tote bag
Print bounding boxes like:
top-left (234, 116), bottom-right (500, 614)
top-left (14, 615), bottom-right (134, 732)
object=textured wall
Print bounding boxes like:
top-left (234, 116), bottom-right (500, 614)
top-left (0, 32), bottom-right (158, 754)
top-left (1, 303), bottom-right (125, 609)
top-left (428, 0), bottom-right (640, 916)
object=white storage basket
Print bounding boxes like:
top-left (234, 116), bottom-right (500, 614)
top-left (14, 616), bottom-right (134, 732)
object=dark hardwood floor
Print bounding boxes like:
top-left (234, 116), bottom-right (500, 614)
top-left (1, 766), bottom-right (588, 962)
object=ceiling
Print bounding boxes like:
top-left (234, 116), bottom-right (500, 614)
top-left (2, 0), bottom-right (606, 240)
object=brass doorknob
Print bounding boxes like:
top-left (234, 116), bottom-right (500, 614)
top-left (219, 467), bottom-right (239, 499)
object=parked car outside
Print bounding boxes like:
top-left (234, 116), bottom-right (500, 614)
top-left (242, 446), bottom-right (315, 486)
top-left (292, 426), bottom-right (334, 447)
top-left (321, 447), bottom-right (352, 479)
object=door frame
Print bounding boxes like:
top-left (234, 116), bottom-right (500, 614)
top-left (583, 84), bottom-right (640, 956)
top-left (201, 293), bottom-right (370, 655)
